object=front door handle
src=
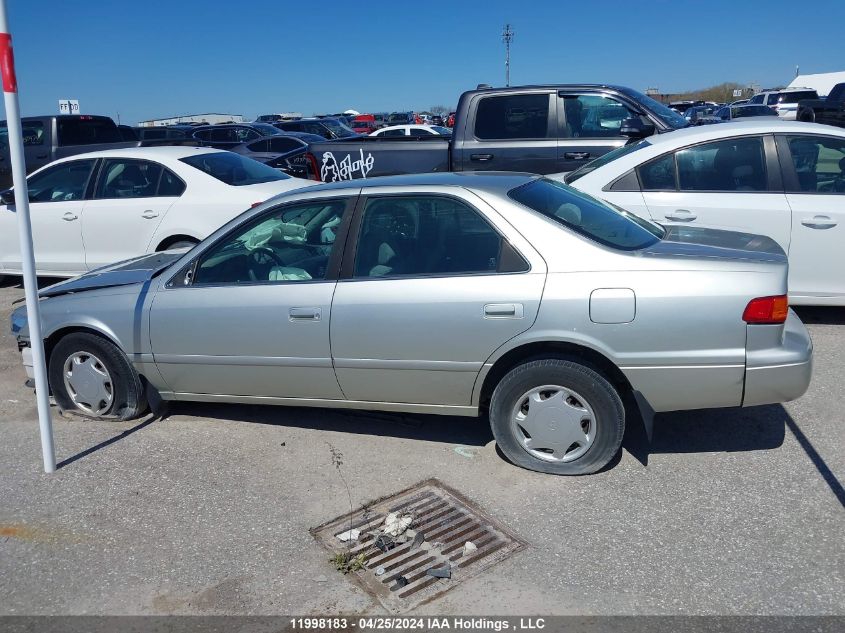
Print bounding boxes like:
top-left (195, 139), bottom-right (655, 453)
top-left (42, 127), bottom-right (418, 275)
top-left (289, 307), bottom-right (322, 321)
top-left (484, 303), bottom-right (524, 319)
top-left (141, 210), bottom-right (159, 219)
top-left (62, 212), bottom-right (78, 221)
top-left (801, 215), bottom-right (837, 229)
top-left (470, 154), bottom-right (493, 162)
top-left (664, 209), bottom-right (697, 222)
top-left (564, 152), bottom-right (591, 160)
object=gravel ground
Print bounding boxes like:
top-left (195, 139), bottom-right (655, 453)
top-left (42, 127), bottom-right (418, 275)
top-left (0, 278), bottom-right (842, 616)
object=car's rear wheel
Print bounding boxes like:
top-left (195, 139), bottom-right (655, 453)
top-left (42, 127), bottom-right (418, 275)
top-left (49, 332), bottom-right (147, 420)
top-left (489, 359), bottom-right (625, 475)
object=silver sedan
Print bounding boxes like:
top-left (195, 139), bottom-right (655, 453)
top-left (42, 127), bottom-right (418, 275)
top-left (11, 173), bottom-right (813, 475)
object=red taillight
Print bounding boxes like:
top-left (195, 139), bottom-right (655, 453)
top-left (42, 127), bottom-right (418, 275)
top-left (743, 295), bottom-right (788, 324)
top-left (304, 152), bottom-right (321, 181)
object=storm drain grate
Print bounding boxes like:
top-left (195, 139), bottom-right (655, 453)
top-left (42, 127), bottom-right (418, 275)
top-left (312, 478), bottom-right (525, 613)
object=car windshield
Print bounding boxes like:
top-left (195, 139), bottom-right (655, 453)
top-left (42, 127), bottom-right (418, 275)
top-left (251, 123), bottom-right (283, 136)
top-left (180, 152), bottom-right (291, 186)
top-left (509, 178), bottom-right (664, 251)
top-left (320, 119), bottom-right (357, 138)
top-left (621, 88), bottom-right (689, 129)
top-left (565, 139), bottom-right (651, 184)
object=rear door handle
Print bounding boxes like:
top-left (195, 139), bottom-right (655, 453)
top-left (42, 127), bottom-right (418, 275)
top-left (801, 215), bottom-right (837, 229)
top-left (564, 152), bottom-right (591, 160)
top-left (62, 212), bottom-right (78, 221)
top-left (470, 154), bottom-right (493, 162)
top-left (484, 303), bottom-right (524, 319)
top-left (289, 307), bottom-right (321, 321)
top-left (664, 209), bottom-right (697, 222)
top-left (141, 210), bottom-right (159, 219)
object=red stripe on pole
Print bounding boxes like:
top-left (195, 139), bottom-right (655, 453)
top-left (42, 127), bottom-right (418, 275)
top-left (0, 33), bottom-right (17, 93)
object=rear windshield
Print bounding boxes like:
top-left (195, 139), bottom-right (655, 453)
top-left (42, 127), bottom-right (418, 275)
top-left (57, 118), bottom-right (122, 145)
top-left (180, 152), bottom-right (290, 186)
top-left (565, 139), bottom-right (651, 183)
top-left (251, 123), bottom-right (283, 136)
top-left (509, 178), bottom-right (663, 250)
top-left (775, 90), bottom-right (817, 104)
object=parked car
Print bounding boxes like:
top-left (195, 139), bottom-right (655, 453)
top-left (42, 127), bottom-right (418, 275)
top-left (796, 83), bottom-right (845, 128)
top-left (748, 88), bottom-right (819, 120)
top-left (10, 173), bottom-right (811, 476)
top-left (230, 133), bottom-right (325, 178)
top-left (351, 115), bottom-right (378, 135)
top-left (306, 84), bottom-right (690, 181)
top-left (0, 115), bottom-right (137, 188)
top-left (431, 115), bottom-right (444, 126)
top-left (684, 105), bottom-right (720, 125)
top-left (190, 123), bottom-right (285, 150)
top-left (275, 117), bottom-right (358, 140)
top-left (387, 112), bottom-right (416, 126)
top-left (371, 125), bottom-right (452, 137)
top-left (373, 113), bottom-right (389, 129)
top-left (0, 147), bottom-right (313, 279)
top-left (714, 104), bottom-right (779, 121)
top-left (552, 119), bottom-right (845, 305)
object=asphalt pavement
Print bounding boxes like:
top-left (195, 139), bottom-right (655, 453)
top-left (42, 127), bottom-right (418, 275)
top-left (0, 278), bottom-right (842, 616)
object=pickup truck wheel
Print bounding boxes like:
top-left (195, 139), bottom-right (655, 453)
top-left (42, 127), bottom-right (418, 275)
top-left (48, 332), bottom-right (147, 421)
top-left (489, 359), bottom-right (624, 475)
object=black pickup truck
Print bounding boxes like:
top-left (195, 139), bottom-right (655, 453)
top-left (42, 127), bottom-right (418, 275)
top-left (305, 84), bottom-right (689, 182)
top-left (797, 83), bottom-right (845, 128)
top-left (0, 114), bottom-right (142, 188)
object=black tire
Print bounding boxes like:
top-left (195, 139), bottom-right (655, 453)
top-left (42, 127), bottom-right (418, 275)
top-left (49, 332), bottom-right (147, 421)
top-left (797, 107), bottom-right (815, 123)
top-left (489, 359), bottom-right (625, 475)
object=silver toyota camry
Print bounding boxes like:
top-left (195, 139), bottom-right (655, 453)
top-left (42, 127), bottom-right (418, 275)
top-left (11, 173), bottom-right (813, 475)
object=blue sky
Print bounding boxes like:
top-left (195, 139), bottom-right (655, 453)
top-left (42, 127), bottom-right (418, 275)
top-left (7, 0), bottom-right (845, 124)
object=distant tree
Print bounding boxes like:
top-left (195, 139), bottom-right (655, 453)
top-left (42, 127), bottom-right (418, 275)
top-left (430, 105), bottom-right (448, 116)
top-left (671, 82), bottom-right (747, 103)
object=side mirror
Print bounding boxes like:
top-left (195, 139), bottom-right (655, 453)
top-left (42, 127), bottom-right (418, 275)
top-left (1, 189), bottom-right (15, 205)
top-left (620, 116), bottom-right (656, 139)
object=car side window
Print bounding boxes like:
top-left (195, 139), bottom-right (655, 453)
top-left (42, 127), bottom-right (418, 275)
top-left (638, 154), bottom-right (677, 190)
top-left (22, 122), bottom-right (45, 145)
top-left (676, 137), bottom-right (767, 192)
top-left (268, 137), bottom-right (302, 153)
top-left (560, 95), bottom-right (635, 139)
top-left (191, 199), bottom-right (349, 286)
top-left (380, 128), bottom-right (406, 137)
top-left (786, 136), bottom-right (845, 194)
top-left (353, 196), bottom-right (514, 278)
top-left (236, 127), bottom-right (261, 142)
top-left (193, 129), bottom-right (212, 141)
top-left (409, 127), bottom-right (434, 136)
top-left (247, 140), bottom-right (268, 152)
top-left (157, 168), bottom-right (186, 197)
top-left (748, 94), bottom-right (764, 105)
top-left (26, 159), bottom-right (96, 203)
top-left (95, 159), bottom-right (162, 199)
top-left (474, 93), bottom-right (552, 140)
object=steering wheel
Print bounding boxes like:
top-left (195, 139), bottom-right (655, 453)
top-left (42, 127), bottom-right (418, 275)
top-left (248, 246), bottom-right (285, 268)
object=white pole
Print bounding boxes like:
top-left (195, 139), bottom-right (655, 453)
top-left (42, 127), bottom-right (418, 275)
top-left (0, 1), bottom-right (56, 473)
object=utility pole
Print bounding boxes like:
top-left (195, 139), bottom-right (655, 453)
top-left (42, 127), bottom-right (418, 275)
top-left (502, 24), bottom-right (514, 87)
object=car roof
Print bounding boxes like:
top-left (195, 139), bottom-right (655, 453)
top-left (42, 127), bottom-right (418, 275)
top-left (59, 146), bottom-right (228, 161)
top-left (644, 119), bottom-right (845, 150)
top-left (301, 171), bottom-right (538, 196)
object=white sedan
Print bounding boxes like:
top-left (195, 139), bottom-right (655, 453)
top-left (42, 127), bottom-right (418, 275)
top-left (370, 124), bottom-right (452, 137)
top-left (554, 120), bottom-right (845, 306)
top-left (0, 146), bottom-right (314, 278)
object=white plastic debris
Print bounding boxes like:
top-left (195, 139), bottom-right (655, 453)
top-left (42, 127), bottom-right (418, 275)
top-left (463, 541), bottom-right (478, 556)
top-left (336, 528), bottom-right (360, 542)
top-left (375, 566), bottom-right (385, 576)
top-left (382, 512), bottom-right (413, 537)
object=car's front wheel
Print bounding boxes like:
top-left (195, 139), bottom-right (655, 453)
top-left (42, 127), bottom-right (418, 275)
top-left (489, 359), bottom-right (625, 475)
top-left (49, 332), bottom-right (147, 420)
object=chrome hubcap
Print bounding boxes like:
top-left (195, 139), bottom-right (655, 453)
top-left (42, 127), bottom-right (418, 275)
top-left (63, 352), bottom-right (113, 416)
top-left (511, 384), bottom-right (596, 462)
